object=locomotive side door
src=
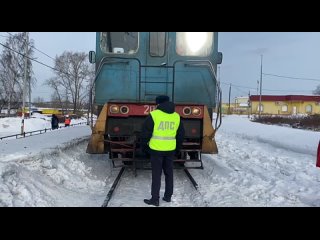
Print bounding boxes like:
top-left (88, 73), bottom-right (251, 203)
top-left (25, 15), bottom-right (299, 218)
top-left (140, 32), bottom-right (173, 102)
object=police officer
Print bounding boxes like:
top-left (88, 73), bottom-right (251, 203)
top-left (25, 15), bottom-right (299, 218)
top-left (51, 114), bottom-right (59, 130)
top-left (141, 95), bottom-right (185, 206)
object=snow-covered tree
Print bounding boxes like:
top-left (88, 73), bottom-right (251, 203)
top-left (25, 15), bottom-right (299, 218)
top-left (0, 32), bottom-right (35, 116)
top-left (46, 51), bottom-right (92, 114)
top-left (313, 85), bottom-right (320, 95)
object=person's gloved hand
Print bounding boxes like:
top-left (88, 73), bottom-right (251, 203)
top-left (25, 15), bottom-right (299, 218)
top-left (175, 149), bottom-right (181, 159)
top-left (136, 146), bottom-right (149, 157)
top-left (136, 149), bottom-right (145, 157)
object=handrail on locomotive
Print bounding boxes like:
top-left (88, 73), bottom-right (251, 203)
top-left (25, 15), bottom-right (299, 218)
top-left (89, 56), bottom-right (222, 128)
top-left (86, 32), bottom-right (223, 170)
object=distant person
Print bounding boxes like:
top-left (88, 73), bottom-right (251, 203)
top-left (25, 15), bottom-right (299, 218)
top-left (51, 114), bottom-right (59, 130)
top-left (64, 115), bottom-right (71, 127)
top-left (141, 95), bottom-right (185, 207)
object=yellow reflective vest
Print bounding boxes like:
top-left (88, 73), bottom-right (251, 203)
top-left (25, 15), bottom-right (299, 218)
top-left (149, 110), bottom-right (180, 151)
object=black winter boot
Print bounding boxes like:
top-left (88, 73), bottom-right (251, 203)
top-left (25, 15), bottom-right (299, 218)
top-left (144, 198), bottom-right (159, 207)
top-left (162, 196), bottom-right (171, 202)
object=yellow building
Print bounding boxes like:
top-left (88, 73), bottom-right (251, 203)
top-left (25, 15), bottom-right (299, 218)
top-left (234, 96), bottom-right (249, 114)
top-left (249, 95), bottom-right (320, 115)
top-left (221, 103), bottom-right (236, 114)
top-left (40, 108), bottom-right (62, 115)
top-left (221, 97), bottom-right (249, 115)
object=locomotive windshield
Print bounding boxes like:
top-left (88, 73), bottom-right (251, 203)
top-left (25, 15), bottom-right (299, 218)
top-left (100, 32), bottom-right (138, 54)
top-left (176, 32), bottom-right (213, 57)
top-left (149, 32), bottom-right (166, 57)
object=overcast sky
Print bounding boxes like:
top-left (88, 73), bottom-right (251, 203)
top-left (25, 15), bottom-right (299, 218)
top-left (219, 32), bottom-right (320, 102)
top-left (1, 32), bottom-right (320, 102)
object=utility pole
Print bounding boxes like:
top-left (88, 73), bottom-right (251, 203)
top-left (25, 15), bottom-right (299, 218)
top-left (87, 88), bottom-right (90, 126)
top-left (88, 77), bottom-right (93, 127)
top-left (228, 83), bottom-right (231, 114)
top-left (258, 54), bottom-right (263, 119)
top-left (28, 47), bottom-right (31, 118)
top-left (216, 66), bottom-right (221, 113)
top-left (90, 90), bottom-right (94, 128)
top-left (21, 32), bottom-right (28, 135)
top-left (248, 90), bottom-right (251, 118)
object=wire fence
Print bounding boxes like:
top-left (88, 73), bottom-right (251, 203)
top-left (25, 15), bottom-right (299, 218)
top-left (0, 121), bottom-right (89, 141)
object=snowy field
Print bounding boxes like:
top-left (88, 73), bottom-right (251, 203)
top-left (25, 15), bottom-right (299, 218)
top-left (1, 114), bottom-right (320, 207)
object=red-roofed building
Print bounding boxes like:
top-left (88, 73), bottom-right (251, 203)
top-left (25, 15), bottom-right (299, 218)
top-left (249, 95), bottom-right (320, 115)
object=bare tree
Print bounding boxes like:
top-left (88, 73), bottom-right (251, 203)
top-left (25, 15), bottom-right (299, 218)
top-left (83, 64), bottom-right (95, 108)
top-left (0, 32), bottom-right (35, 116)
top-left (313, 86), bottom-right (320, 95)
top-left (0, 92), bottom-right (6, 114)
top-left (46, 77), bottom-right (65, 109)
top-left (33, 96), bottom-right (44, 104)
top-left (46, 51), bottom-right (91, 114)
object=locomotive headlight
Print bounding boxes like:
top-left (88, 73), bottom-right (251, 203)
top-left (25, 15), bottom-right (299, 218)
top-left (192, 107), bottom-right (201, 116)
top-left (110, 105), bottom-right (119, 114)
top-left (183, 107), bottom-right (192, 116)
top-left (186, 32), bottom-right (208, 53)
top-left (120, 105), bottom-right (129, 114)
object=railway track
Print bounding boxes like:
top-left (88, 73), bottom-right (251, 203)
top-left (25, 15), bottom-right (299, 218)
top-left (101, 167), bottom-right (200, 207)
top-left (101, 167), bottom-right (126, 207)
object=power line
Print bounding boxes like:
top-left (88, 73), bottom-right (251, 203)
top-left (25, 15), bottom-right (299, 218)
top-left (220, 82), bottom-right (256, 90)
top-left (263, 73), bottom-right (320, 82)
top-left (0, 34), bottom-right (10, 38)
top-left (6, 32), bottom-right (56, 61)
top-left (220, 81), bottom-right (313, 93)
top-left (263, 88), bottom-right (312, 93)
top-left (5, 32), bottom-right (14, 37)
top-left (233, 85), bottom-right (249, 96)
top-left (31, 45), bottom-right (56, 61)
top-left (0, 41), bottom-right (74, 78)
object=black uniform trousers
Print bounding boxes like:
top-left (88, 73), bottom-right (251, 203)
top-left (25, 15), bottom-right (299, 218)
top-left (150, 154), bottom-right (174, 200)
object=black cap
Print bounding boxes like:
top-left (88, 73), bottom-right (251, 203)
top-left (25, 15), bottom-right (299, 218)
top-left (156, 95), bottom-right (169, 104)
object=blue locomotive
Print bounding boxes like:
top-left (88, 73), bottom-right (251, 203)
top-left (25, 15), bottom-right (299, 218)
top-left (87, 32), bottom-right (222, 169)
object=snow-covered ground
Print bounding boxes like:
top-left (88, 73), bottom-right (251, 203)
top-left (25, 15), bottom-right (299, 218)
top-left (1, 114), bottom-right (320, 207)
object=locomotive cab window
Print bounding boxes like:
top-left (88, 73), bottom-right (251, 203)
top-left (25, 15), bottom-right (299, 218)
top-left (176, 32), bottom-right (213, 57)
top-left (149, 32), bottom-right (166, 57)
top-left (100, 32), bottom-right (138, 54)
